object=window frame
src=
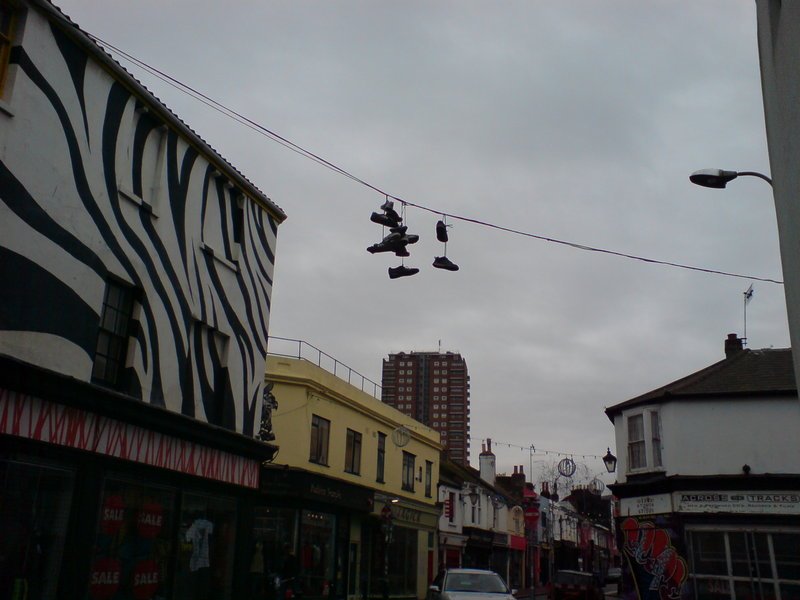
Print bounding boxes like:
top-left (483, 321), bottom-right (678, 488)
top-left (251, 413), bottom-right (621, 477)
top-left (424, 460), bottom-right (433, 497)
top-left (92, 279), bottom-right (135, 388)
top-left (309, 414), bottom-right (331, 466)
top-left (402, 451), bottom-right (416, 492)
top-left (344, 428), bottom-right (362, 475)
top-left (376, 432), bottom-right (386, 483)
top-left (627, 413), bottom-right (647, 471)
top-left (651, 410), bottom-right (663, 468)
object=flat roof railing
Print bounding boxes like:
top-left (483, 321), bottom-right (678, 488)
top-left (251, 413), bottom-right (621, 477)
top-left (266, 336), bottom-right (383, 399)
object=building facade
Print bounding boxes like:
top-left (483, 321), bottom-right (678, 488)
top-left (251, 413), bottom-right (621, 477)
top-left (606, 335), bottom-right (800, 600)
top-left (267, 354), bottom-right (443, 600)
top-left (0, 2), bottom-right (285, 598)
top-left (381, 351), bottom-right (470, 465)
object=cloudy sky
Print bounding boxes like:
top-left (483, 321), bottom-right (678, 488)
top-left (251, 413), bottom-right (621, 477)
top-left (55, 1), bottom-right (788, 487)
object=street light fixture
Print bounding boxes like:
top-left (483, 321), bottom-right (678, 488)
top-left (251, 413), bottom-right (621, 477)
top-left (689, 168), bottom-right (773, 189)
top-left (602, 448), bottom-right (617, 473)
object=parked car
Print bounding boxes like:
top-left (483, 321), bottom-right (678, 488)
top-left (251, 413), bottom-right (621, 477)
top-left (605, 567), bottom-right (622, 584)
top-left (548, 570), bottom-right (604, 600)
top-left (428, 569), bottom-right (516, 600)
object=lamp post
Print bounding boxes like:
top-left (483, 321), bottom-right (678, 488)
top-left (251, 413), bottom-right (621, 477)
top-left (689, 168), bottom-right (773, 188)
top-left (602, 449), bottom-right (617, 474)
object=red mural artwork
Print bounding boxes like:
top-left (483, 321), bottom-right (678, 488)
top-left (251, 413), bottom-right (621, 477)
top-left (621, 517), bottom-right (688, 600)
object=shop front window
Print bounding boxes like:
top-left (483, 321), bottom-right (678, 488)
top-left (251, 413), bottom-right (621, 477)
top-left (688, 529), bottom-right (800, 600)
top-left (252, 507), bottom-right (298, 597)
top-left (0, 460), bottom-right (74, 600)
top-left (174, 493), bottom-right (237, 600)
top-left (300, 510), bottom-right (335, 599)
top-left (88, 479), bottom-right (175, 600)
top-left (387, 526), bottom-right (418, 596)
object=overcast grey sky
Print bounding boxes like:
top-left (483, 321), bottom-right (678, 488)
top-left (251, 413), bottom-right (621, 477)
top-left (55, 1), bottom-right (789, 487)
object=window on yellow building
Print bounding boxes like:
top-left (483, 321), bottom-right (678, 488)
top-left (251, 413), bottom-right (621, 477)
top-left (402, 451), bottom-right (415, 492)
top-left (310, 415), bottom-right (330, 465)
top-left (376, 432), bottom-right (386, 483)
top-left (344, 428), bottom-right (362, 475)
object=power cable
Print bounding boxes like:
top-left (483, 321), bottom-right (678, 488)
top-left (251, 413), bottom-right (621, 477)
top-left (90, 35), bottom-right (784, 286)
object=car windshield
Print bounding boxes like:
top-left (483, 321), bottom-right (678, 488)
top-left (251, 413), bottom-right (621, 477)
top-left (445, 573), bottom-right (508, 594)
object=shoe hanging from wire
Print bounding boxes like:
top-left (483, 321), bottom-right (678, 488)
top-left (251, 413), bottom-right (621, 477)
top-left (433, 215), bottom-right (459, 272)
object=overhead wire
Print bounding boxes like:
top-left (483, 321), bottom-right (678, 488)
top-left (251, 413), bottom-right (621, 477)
top-left (91, 35), bottom-right (784, 286)
top-left (468, 435), bottom-right (605, 461)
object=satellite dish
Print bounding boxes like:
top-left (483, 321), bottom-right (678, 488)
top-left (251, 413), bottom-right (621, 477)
top-left (391, 426), bottom-right (411, 447)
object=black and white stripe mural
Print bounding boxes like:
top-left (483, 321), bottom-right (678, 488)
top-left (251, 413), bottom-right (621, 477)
top-left (0, 10), bottom-right (283, 435)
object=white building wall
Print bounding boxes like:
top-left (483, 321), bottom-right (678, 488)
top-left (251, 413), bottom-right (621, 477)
top-left (614, 397), bottom-right (800, 482)
top-left (757, 1), bottom-right (800, 394)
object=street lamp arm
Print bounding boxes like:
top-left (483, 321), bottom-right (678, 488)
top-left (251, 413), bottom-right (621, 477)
top-left (690, 168), bottom-right (773, 189)
top-left (736, 171), bottom-right (773, 186)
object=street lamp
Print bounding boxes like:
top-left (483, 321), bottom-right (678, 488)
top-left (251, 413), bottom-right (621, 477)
top-left (689, 168), bottom-right (773, 189)
top-left (602, 448), bottom-right (617, 474)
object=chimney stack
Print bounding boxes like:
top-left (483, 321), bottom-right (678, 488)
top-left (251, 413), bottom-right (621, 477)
top-left (479, 438), bottom-right (496, 485)
top-left (725, 333), bottom-right (744, 357)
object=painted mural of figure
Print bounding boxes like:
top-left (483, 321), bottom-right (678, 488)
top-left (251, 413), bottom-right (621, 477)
top-left (258, 383), bottom-right (279, 442)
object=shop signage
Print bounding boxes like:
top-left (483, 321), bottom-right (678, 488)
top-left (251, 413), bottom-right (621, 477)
top-left (88, 558), bottom-right (121, 600)
top-left (464, 527), bottom-right (494, 546)
top-left (674, 491), bottom-right (800, 515)
top-left (619, 494), bottom-right (672, 516)
top-left (370, 496), bottom-right (440, 528)
top-left (493, 532), bottom-right (509, 546)
top-left (394, 505), bottom-right (423, 524)
top-left (261, 468), bottom-right (373, 510)
top-left (0, 389), bottom-right (259, 488)
top-left (132, 559), bottom-right (160, 600)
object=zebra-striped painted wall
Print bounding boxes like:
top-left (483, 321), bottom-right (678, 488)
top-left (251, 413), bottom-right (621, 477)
top-left (0, 3), bottom-right (284, 436)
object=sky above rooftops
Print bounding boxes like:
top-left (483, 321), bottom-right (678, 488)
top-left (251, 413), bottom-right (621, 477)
top-left (53, 0), bottom-right (790, 488)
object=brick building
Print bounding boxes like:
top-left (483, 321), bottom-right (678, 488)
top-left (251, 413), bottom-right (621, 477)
top-left (381, 351), bottom-right (471, 465)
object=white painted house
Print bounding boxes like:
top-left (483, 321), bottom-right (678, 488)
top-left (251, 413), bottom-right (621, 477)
top-left (606, 334), bottom-right (800, 600)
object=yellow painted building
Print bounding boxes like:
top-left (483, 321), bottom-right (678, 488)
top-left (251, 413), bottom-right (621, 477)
top-left (265, 355), bottom-right (443, 600)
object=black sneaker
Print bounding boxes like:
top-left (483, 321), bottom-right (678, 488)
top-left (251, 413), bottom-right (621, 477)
top-left (371, 212), bottom-right (401, 227)
top-left (381, 199), bottom-right (394, 212)
top-left (388, 265), bottom-right (419, 279)
top-left (403, 234), bottom-right (419, 245)
top-left (389, 225), bottom-right (408, 235)
top-left (433, 256), bottom-right (459, 271)
top-left (384, 206), bottom-right (402, 223)
top-left (367, 233), bottom-right (401, 253)
top-left (436, 220), bottom-right (449, 243)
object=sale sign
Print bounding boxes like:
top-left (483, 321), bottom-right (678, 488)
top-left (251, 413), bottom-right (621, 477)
top-left (88, 558), bottom-right (121, 600)
top-left (136, 502), bottom-right (164, 539)
top-left (132, 559), bottom-right (160, 600)
top-left (101, 495), bottom-right (125, 535)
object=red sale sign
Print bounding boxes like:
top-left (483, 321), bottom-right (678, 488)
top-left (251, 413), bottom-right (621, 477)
top-left (101, 495), bottom-right (125, 535)
top-left (88, 558), bottom-right (121, 600)
top-left (136, 502), bottom-right (164, 539)
top-left (132, 559), bottom-right (160, 600)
